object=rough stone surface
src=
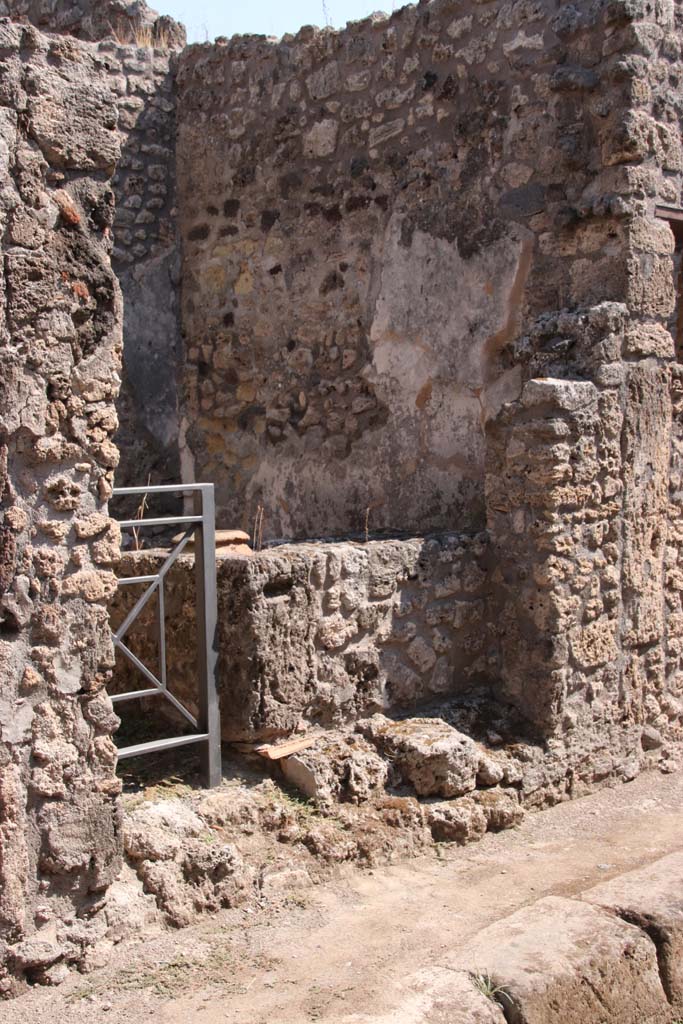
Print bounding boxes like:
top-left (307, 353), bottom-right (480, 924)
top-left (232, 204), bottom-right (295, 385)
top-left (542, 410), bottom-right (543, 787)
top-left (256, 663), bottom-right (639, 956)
top-left (111, 533), bottom-right (492, 741)
top-left (280, 733), bottom-right (389, 807)
top-left (123, 800), bottom-right (254, 926)
top-left (0, 1), bottom-right (185, 46)
top-left (459, 896), bottom-right (670, 1024)
top-left (174, 1), bottom-right (544, 541)
top-left (390, 968), bottom-right (508, 1024)
top-left (583, 851), bottom-right (683, 1012)
top-left (424, 798), bottom-right (488, 845)
top-left (0, 18), bottom-right (123, 996)
top-left (358, 714), bottom-right (479, 798)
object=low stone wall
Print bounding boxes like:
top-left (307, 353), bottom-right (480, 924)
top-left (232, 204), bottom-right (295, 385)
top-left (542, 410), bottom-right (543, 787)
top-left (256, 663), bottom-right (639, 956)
top-left (110, 532), bottom-right (492, 741)
top-left (111, 508), bottom-right (682, 803)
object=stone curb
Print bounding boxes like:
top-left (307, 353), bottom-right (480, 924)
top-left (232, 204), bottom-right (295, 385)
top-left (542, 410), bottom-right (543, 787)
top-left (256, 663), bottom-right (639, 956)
top-left (454, 894), bottom-right (669, 1024)
top-left (447, 852), bottom-right (683, 1024)
top-left (374, 852), bottom-right (683, 1024)
top-left (582, 851), bottom-right (683, 1014)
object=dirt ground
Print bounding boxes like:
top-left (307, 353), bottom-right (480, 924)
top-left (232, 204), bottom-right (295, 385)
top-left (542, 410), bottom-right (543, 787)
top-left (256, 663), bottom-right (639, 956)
top-left (5, 770), bottom-right (683, 1024)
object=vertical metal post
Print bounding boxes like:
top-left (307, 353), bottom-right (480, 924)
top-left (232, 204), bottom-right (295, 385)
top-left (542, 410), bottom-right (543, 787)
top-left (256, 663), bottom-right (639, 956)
top-left (194, 484), bottom-right (222, 787)
top-left (157, 578), bottom-right (167, 690)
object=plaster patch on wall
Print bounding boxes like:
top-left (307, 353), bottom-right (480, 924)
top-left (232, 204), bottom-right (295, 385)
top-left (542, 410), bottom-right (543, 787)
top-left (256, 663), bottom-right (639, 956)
top-left (366, 215), bottom-right (529, 493)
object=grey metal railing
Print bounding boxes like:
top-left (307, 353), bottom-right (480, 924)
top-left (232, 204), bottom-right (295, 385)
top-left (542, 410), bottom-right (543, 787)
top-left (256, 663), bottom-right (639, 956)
top-left (109, 483), bottom-right (222, 788)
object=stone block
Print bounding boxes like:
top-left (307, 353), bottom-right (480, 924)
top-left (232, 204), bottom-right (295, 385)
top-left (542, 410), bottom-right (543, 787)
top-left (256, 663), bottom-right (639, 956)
top-left (358, 715), bottom-right (479, 798)
top-left (521, 378), bottom-right (598, 413)
top-left (379, 967), bottom-right (507, 1023)
top-left (582, 851), bottom-right (683, 1011)
top-left (280, 734), bottom-right (389, 806)
top-left (458, 896), bottom-right (669, 1024)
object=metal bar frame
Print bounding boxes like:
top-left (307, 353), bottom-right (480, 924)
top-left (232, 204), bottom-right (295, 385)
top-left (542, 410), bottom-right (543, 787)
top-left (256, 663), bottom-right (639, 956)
top-left (109, 483), bottom-right (222, 787)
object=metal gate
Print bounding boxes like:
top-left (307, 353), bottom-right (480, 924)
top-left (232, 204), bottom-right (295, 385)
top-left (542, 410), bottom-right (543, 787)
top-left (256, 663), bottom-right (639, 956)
top-left (110, 483), bottom-right (221, 788)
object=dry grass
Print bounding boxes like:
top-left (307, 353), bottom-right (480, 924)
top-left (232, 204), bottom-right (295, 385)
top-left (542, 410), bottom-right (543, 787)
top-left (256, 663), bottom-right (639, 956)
top-left (108, 20), bottom-right (173, 50)
top-left (253, 504), bottom-right (265, 551)
top-left (131, 474), bottom-right (151, 551)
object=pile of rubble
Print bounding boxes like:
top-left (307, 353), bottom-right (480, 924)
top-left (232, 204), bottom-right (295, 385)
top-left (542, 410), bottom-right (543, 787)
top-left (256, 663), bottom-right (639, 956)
top-left (116, 710), bottom-right (536, 928)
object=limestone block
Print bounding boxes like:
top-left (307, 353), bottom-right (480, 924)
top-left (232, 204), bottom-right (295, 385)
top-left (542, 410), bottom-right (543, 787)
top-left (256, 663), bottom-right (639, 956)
top-left (358, 715), bottom-right (479, 798)
top-left (582, 851), bottom-right (683, 1011)
top-left (472, 788), bottom-right (525, 831)
top-left (623, 323), bottom-right (675, 359)
top-left (425, 797), bottom-right (488, 844)
top-left (303, 118), bottom-right (338, 158)
top-left (521, 378), bottom-right (598, 413)
top-left (458, 896), bottom-right (669, 1024)
top-left (306, 61), bottom-right (340, 99)
top-left (280, 734), bottom-right (389, 806)
top-left (121, 799), bottom-right (253, 927)
top-left (372, 967), bottom-right (506, 1023)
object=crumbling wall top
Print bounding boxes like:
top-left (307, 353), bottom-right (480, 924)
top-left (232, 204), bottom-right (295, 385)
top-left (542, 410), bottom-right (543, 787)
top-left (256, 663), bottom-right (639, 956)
top-left (0, 0), bottom-right (186, 47)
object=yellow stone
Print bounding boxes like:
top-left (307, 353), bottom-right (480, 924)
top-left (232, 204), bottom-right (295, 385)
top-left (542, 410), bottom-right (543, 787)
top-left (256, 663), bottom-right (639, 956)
top-left (235, 266), bottom-right (253, 295)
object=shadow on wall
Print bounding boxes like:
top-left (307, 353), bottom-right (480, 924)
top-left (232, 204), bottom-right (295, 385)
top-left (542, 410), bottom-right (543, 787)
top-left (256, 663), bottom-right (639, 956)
top-left (108, 42), bottom-right (183, 520)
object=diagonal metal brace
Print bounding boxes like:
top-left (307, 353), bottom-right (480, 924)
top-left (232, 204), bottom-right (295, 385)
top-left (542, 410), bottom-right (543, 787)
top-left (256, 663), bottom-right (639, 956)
top-left (115, 529), bottom-right (193, 643)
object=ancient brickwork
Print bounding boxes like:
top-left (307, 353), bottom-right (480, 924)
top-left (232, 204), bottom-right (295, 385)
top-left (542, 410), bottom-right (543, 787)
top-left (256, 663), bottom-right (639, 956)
top-left (486, 0), bottom-right (683, 777)
top-left (112, 533), bottom-right (492, 741)
top-left (0, 20), bottom-right (123, 994)
top-left (105, 42), bottom-right (183, 511)
top-left (173, 0), bottom-right (579, 541)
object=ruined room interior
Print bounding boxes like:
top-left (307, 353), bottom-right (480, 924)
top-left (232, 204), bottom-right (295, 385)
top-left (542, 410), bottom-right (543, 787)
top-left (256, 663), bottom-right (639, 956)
top-left (2, 0), bottom-right (683, 1018)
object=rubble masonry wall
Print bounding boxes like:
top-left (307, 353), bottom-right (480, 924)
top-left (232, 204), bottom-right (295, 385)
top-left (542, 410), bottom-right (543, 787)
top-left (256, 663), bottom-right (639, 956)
top-left (112, 532), bottom-right (492, 741)
top-left (0, 19), bottom-right (124, 993)
top-left (174, 0), bottom-right (570, 541)
top-left (487, 0), bottom-right (683, 772)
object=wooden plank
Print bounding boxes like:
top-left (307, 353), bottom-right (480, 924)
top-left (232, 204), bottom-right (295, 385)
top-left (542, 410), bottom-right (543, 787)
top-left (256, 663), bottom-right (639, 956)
top-left (655, 205), bottom-right (683, 242)
top-left (655, 204), bottom-right (683, 221)
top-left (254, 736), bottom-right (317, 760)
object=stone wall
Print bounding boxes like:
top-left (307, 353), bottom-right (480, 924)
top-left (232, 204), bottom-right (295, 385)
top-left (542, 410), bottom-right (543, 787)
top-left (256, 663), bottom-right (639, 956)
top-left (111, 532), bottom-right (492, 741)
top-left (0, 20), bottom-right (124, 994)
top-left (0, 0), bottom-right (186, 514)
top-left (173, 0), bottom-right (569, 541)
top-left (106, 42), bottom-right (183, 514)
top-left (111, 0), bottom-right (683, 789)
top-left (485, 0), bottom-right (683, 775)
top-left (0, 0), bottom-right (185, 46)
top-left (5, 0), bottom-right (683, 997)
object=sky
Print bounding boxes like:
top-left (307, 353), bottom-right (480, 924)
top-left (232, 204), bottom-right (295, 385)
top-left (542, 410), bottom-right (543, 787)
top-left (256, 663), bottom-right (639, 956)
top-left (156, 0), bottom-right (397, 43)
